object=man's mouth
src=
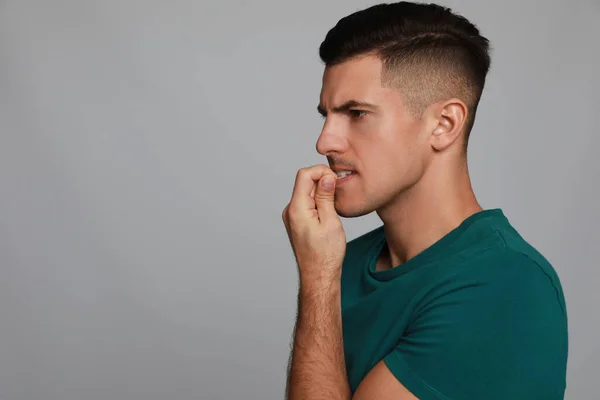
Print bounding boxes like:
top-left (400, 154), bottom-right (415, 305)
top-left (335, 170), bottom-right (356, 179)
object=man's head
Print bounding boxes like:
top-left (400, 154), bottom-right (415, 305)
top-left (316, 1), bottom-right (491, 217)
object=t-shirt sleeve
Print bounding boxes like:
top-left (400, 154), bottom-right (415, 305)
top-left (382, 250), bottom-right (568, 400)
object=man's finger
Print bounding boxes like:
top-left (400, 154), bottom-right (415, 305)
top-left (314, 173), bottom-right (338, 224)
top-left (290, 164), bottom-right (334, 212)
top-left (282, 203), bottom-right (296, 252)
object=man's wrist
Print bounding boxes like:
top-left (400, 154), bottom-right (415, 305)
top-left (298, 261), bottom-right (342, 287)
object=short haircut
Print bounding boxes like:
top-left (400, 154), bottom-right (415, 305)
top-left (319, 2), bottom-right (492, 149)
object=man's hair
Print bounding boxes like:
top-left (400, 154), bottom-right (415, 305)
top-left (319, 2), bottom-right (491, 149)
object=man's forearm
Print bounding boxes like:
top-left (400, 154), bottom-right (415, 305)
top-left (286, 280), bottom-right (351, 400)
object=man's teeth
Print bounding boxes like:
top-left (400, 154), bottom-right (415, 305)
top-left (336, 171), bottom-right (354, 178)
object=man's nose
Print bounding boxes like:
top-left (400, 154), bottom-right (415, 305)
top-left (316, 121), bottom-right (347, 156)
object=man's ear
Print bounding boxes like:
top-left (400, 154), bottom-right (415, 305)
top-left (429, 99), bottom-right (468, 151)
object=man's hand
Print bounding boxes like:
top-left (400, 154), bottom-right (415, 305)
top-left (282, 164), bottom-right (351, 400)
top-left (282, 164), bottom-right (346, 284)
top-left (282, 164), bottom-right (419, 400)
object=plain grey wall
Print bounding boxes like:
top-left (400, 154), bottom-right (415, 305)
top-left (0, 0), bottom-right (598, 399)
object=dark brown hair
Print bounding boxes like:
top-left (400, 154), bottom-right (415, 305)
top-left (319, 2), bottom-right (491, 149)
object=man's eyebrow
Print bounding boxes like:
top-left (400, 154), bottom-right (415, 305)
top-left (317, 100), bottom-right (379, 116)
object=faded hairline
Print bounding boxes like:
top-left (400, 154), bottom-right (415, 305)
top-left (377, 48), bottom-right (480, 146)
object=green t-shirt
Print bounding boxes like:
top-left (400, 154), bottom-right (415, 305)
top-left (341, 209), bottom-right (568, 399)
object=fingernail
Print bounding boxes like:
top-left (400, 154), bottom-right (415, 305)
top-left (322, 176), bottom-right (335, 190)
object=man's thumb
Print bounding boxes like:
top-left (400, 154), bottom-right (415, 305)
top-left (315, 174), bottom-right (337, 221)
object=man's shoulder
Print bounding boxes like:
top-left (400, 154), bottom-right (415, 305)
top-left (453, 232), bottom-right (561, 285)
top-left (484, 222), bottom-right (564, 295)
top-left (444, 239), bottom-right (568, 317)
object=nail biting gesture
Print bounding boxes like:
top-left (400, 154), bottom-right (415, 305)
top-left (282, 164), bottom-right (347, 284)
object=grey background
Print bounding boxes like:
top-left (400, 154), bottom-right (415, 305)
top-left (0, 0), bottom-right (597, 399)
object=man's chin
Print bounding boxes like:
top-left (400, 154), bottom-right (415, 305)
top-left (334, 201), bottom-right (371, 219)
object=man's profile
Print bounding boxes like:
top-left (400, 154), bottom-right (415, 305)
top-left (281, 2), bottom-right (568, 399)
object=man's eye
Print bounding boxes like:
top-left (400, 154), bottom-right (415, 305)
top-left (349, 110), bottom-right (366, 119)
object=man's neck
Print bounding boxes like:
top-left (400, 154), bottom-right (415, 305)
top-left (376, 158), bottom-right (482, 270)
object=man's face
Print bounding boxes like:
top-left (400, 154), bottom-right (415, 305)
top-left (317, 54), bottom-right (432, 218)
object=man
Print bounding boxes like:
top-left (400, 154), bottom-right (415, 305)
top-left (281, 2), bottom-right (568, 399)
